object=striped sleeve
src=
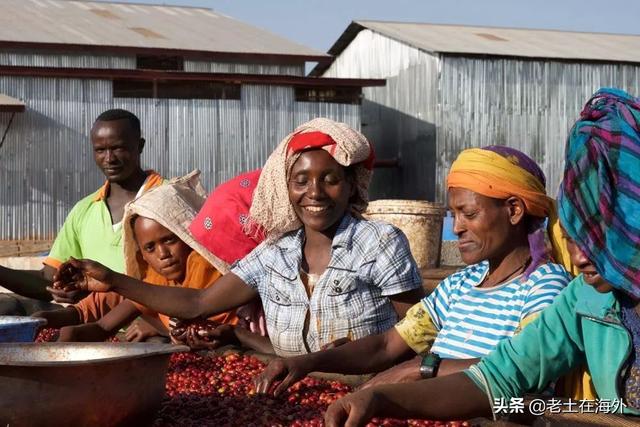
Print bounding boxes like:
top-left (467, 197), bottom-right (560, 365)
top-left (422, 263), bottom-right (486, 331)
top-left (521, 263), bottom-right (570, 318)
top-left (422, 274), bottom-right (455, 330)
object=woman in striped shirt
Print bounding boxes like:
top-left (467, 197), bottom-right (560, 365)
top-left (254, 145), bottom-right (572, 395)
top-left (323, 87), bottom-right (640, 426)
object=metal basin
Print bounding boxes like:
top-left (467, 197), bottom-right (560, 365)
top-left (0, 342), bottom-right (188, 427)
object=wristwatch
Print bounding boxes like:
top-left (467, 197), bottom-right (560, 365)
top-left (419, 353), bottom-right (441, 379)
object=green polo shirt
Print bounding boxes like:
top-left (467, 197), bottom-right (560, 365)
top-left (45, 189), bottom-right (126, 273)
top-left (44, 171), bottom-right (164, 273)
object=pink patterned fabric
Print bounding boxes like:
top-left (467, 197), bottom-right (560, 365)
top-left (190, 169), bottom-right (264, 265)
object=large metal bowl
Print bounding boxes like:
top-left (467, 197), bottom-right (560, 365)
top-left (0, 342), bottom-right (188, 427)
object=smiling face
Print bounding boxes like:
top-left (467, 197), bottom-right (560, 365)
top-left (91, 119), bottom-right (145, 184)
top-left (448, 187), bottom-right (526, 265)
top-left (287, 149), bottom-right (354, 234)
top-left (562, 231), bottom-right (614, 293)
top-left (133, 216), bottom-right (192, 283)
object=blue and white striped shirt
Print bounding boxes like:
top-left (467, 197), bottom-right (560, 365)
top-left (425, 261), bottom-right (570, 359)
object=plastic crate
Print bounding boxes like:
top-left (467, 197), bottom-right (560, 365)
top-left (0, 316), bottom-right (47, 342)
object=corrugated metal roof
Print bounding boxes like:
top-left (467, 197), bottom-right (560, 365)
top-left (0, 0), bottom-right (327, 59)
top-left (312, 20), bottom-right (640, 75)
top-left (356, 21), bottom-right (640, 62)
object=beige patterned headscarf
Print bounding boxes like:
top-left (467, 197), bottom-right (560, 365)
top-left (249, 118), bottom-right (374, 241)
top-left (122, 170), bottom-right (230, 279)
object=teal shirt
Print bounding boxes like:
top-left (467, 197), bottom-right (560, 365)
top-left (466, 275), bottom-right (639, 416)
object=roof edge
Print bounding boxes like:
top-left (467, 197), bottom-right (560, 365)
top-left (309, 21), bottom-right (365, 76)
top-left (311, 20), bottom-right (640, 76)
top-left (0, 104), bottom-right (25, 113)
top-left (355, 19), bottom-right (640, 39)
top-left (0, 41), bottom-right (330, 64)
top-left (0, 65), bottom-right (386, 88)
top-left (0, 93), bottom-right (25, 113)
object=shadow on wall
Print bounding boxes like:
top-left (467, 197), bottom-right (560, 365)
top-left (0, 109), bottom-right (99, 207)
top-left (362, 99), bottom-right (436, 201)
top-left (0, 109), bottom-right (101, 239)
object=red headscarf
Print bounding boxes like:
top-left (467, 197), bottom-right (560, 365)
top-left (189, 169), bottom-right (264, 265)
top-left (287, 131), bottom-right (375, 170)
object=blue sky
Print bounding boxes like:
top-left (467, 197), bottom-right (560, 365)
top-left (99, 0), bottom-right (640, 53)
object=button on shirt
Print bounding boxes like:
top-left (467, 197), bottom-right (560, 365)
top-left (232, 214), bottom-right (423, 357)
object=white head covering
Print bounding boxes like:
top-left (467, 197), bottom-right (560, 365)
top-left (248, 118), bottom-right (373, 241)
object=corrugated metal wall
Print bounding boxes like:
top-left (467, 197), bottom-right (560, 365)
top-left (0, 77), bottom-right (112, 241)
top-left (322, 30), bottom-right (640, 203)
top-left (436, 56), bottom-right (640, 201)
top-left (323, 29), bottom-right (439, 200)
top-left (0, 50), bottom-right (135, 69)
top-left (185, 60), bottom-right (305, 76)
top-left (0, 76), bottom-right (360, 240)
top-left (0, 51), bottom-right (305, 76)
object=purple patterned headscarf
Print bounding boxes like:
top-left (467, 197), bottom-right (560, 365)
top-left (482, 145), bottom-right (549, 277)
top-left (558, 88), bottom-right (640, 297)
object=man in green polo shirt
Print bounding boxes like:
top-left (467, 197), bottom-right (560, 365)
top-left (0, 109), bottom-right (163, 314)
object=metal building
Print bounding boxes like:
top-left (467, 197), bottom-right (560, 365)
top-left (0, 1), bottom-right (383, 241)
top-left (312, 21), bottom-right (640, 202)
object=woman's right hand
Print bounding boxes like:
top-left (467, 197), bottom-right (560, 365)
top-left (169, 320), bottom-right (189, 345)
top-left (253, 356), bottom-right (312, 396)
top-left (170, 320), bottom-right (237, 350)
top-left (49, 258), bottom-right (114, 294)
top-left (324, 387), bottom-right (381, 427)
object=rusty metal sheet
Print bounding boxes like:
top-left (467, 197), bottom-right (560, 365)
top-left (0, 0), bottom-right (326, 59)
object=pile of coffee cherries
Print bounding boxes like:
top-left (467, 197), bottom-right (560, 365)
top-left (155, 352), bottom-right (469, 427)
top-left (35, 327), bottom-right (120, 343)
top-left (35, 327), bottom-right (60, 342)
top-left (35, 330), bottom-right (469, 426)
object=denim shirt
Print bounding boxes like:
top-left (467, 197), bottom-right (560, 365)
top-left (232, 214), bottom-right (423, 357)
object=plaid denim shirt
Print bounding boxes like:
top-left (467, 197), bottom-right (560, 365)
top-left (232, 214), bottom-right (422, 357)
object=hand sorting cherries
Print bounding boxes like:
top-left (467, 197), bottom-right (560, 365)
top-left (155, 352), bottom-right (470, 427)
top-left (35, 327), bottom-right (60, 342)
top-left (35, 328), bottom-right (468, 426)
top-left (35, 327), bottom-right (120, 343)
top-left (52, 263), bottom-right (84, 291)
top-left (170, 319), bottom-right (221, 342)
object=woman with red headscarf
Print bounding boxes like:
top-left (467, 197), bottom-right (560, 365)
top-left (41, 170), bottom-right (271, 352)
top-left (59, 118), bottom-right (425, 357)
